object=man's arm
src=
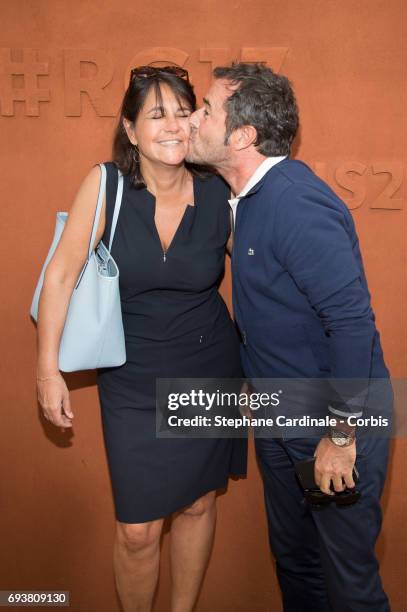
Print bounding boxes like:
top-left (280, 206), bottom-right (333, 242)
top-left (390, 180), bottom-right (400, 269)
top-left (273, 182), bottom-right (375, 492)
top-left (273, 182), bottom-right (375, 391)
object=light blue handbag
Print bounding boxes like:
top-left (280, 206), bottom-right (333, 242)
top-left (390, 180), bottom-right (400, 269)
top-left (30, 163), bottom-right (126, 372)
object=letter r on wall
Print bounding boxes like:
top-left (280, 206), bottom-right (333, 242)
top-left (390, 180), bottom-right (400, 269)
top-left (64, 49), bottom-right (115, 116)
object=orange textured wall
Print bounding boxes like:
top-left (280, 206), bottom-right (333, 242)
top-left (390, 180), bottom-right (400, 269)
top-left (1, 1), bottom-right (406, 610)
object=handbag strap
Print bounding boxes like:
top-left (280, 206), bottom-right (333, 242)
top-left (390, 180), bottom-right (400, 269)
top-left (87, 163), bottom-right (124, 257)
top-left (87, 163), bottom-right (107, 258)
top-left (109, 169), bottom-right (124, 252)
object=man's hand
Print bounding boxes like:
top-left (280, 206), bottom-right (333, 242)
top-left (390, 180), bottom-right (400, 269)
top-left (314, 436), bottom-right (356, 494)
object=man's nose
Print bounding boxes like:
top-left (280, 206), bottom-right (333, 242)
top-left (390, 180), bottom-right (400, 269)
top-left (189, 109), bottom-right (200, 129)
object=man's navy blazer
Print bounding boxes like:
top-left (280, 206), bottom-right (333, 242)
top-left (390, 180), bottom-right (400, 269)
top-left (232, 159), bottom-right (389, 415)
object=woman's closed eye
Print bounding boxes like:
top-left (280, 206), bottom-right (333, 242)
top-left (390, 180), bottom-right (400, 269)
top-left (150, 110), bottom-right (191, 119)
top-left (177, 108), bottom-right (192, 117)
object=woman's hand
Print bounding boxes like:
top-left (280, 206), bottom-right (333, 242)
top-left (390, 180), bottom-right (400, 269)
top-left (226, 208), bottom-right (234, 256)
top-left (226, 233), bottom-right (233, 256)
top-left (238, 381), bottom-right (252, 418)
top-left (37, 374), bottom-right (74, 429)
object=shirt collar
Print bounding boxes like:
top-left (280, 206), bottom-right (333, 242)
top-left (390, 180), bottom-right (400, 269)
top-left (229, 156), bottom-right (286, 223)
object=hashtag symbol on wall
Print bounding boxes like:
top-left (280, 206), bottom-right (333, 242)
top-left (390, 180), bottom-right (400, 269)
top-left (0, 48), bottom-right (50, 116)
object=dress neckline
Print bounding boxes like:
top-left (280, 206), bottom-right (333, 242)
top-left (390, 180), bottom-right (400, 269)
top-left (144, 173), bottom-right (197, 208)
top-left (146, 175), bottom-right (199, 260)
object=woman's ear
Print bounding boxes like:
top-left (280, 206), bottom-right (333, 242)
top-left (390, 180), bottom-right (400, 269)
top-left (122, 118), bottom-right (137, 146)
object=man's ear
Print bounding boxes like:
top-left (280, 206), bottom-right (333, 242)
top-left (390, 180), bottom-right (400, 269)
top-left (123, 118), bottom-right (137, 146)
top-left (230, 125), bottom-right (258, 151)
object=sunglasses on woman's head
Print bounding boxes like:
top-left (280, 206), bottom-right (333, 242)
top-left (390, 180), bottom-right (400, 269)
top-left (130, 65), bottom-right (189, 83)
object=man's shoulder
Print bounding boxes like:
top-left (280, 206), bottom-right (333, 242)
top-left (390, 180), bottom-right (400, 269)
top-left (264, 159), bottom-right (323, 191)
top-left (265, 159), bottom-right (351, 217)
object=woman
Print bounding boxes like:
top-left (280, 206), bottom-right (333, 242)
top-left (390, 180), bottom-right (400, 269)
top-left (36, 65), bottom-right (247, 612)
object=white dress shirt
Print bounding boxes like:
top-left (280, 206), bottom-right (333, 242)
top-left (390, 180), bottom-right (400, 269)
top-left (229, 156), bottom-right (286, 226)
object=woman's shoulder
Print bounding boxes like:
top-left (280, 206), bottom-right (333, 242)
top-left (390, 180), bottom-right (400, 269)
top-left (100, 160), bottom-right (120, 175)
top-left (194, 172), bottom-right (230, 204)
top-left (196, 172), bottom-right (229, 191)
top-left (101, 161), bottom-right (130, 195)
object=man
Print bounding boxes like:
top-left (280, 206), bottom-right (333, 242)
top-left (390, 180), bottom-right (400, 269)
top-left (186, 62), bottom-right (392, 611)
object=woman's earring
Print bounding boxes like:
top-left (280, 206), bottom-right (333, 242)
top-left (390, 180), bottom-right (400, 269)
top-left (132, 144), bottom-right (139, 165)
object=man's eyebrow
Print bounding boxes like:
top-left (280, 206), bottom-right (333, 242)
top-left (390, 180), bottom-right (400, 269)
top-left (203, 97), bottom-right (211, 108)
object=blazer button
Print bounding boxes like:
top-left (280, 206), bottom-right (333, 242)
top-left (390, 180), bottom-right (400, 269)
top-left (242, 331), bottom-right (247, 345)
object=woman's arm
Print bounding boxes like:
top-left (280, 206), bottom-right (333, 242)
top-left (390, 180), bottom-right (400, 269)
top-left (36, 165), bottom-right (106, 428)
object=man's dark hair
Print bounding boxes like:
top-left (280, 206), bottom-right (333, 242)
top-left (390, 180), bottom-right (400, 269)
top-left (213, 63), bottom-right (299, 156)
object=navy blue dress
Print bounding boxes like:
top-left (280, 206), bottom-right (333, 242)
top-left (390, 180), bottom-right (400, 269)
top-left (97, 163), bottom-right (247, 524)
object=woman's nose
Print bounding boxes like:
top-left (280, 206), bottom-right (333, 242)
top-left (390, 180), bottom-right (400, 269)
top-left (163, 115), bottom-right (182, 132)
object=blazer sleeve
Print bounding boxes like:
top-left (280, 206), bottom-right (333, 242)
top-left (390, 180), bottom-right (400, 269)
top-left (272, 182), bottom-right (376, 416)
top-left (273, 183), bottom-right (361, 303)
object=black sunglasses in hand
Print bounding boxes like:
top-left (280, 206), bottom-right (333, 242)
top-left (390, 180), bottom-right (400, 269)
top-left (295, 458), bottom-right (361, 510)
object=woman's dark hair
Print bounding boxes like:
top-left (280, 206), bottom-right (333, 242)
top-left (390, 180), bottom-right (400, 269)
top-left (213, 62), bottom-right (299, 157)
top-left (113, 66), bottom-right (208, 187)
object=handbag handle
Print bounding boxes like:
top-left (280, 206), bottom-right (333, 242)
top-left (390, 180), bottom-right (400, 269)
top-left (87, 163), bottom-right (124, 256)
top-left (75, 164), bottom-right (124, 290)
top-left (109, 169), bottom-right (124, 252)
top-left (87, 163), bottom-right (107, 258)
